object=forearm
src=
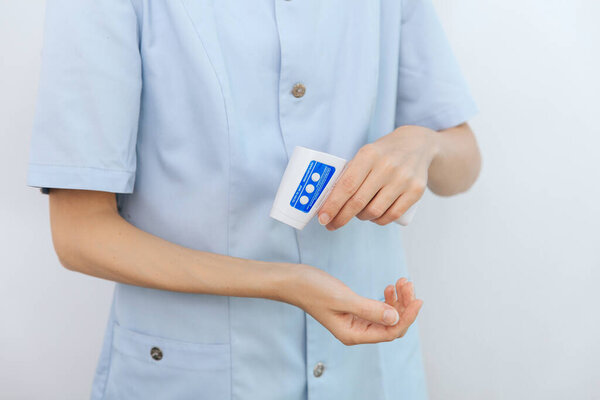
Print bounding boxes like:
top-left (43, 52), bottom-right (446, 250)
top-left (426, 122), bottom-right (481, 196)
top-left (47, 190), bottom-right (424, 345)
top-left (50, 191), bottom-right (300, 303)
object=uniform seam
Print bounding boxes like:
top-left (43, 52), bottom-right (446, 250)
top-left (177, 2), bottom-right (234, 398)
top-left (272, 4), bottom-right (291, 163)
top-left (402, 101), bottom-right (475, 130)
top-left (273, 4), bottom-right (307, 395)
top-left (110, 346), bottom-right (229, 372)
top-left (176, 1), bottom-right (231, 254)
top-left (98, 321), bottom-right (116, 400)
top-left (28, 163), bottom-right (135, 174)
top-left (273, 0), bottom-right (303, 268)
top-left (401, 0), bottom-right (422, 24)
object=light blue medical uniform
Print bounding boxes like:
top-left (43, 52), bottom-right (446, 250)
top-left (27, 0), bottom-right (477, 399)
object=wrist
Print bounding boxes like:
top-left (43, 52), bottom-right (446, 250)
top-left (261, 261), bottom-right (308, 306)
top-left (392, 125), bottom-right (441, 165)
top-left (422, 126), bottom-right (442, 165)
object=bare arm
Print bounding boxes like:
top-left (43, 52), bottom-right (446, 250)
top-left (427, 122), bottom-right (481, 196)
top-left (48, 188), bottom-right (423, 345)
top-left (50, 188), bottom-right (292, 300)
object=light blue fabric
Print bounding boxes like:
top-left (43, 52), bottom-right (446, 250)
top-left (27, 0), bottom-right (477, 399)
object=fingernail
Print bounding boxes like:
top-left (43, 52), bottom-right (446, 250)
top-left (318, 213), bottom-right (330, 225)
top-left (383, 309), bottom-right (399, 325)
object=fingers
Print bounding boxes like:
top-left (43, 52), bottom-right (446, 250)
top-left (326, 169), bottom-right (391, 229)
top-left (341, 300), bottom-right (422, 345)
top-left (383, 284), bottom-right (397, 304)
top-left (317, 146), bottom-right (375, 228)
top-left (393, 279), bottom-right (423, 336)
top-left (317, 142), bottom-right (427, 230)
top-left (400, 298), bottom-right (423, 330)
top-left (355, 183), bottom-right (403, 222)
top-left (345, 279), bottom-right (420, 328)
top-left (371, 187), bottom-right (423, 226)
top-left (347, 294), bottom-right (400, 326)
top-left (344, 279), bottom-right (423, 345)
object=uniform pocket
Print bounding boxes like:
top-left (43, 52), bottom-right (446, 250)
top-left (102, 322), bottom-right (231, 400)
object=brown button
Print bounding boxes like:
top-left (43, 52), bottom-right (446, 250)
top-left (291, 83), bottom-right (306, 98)
top-left (150, 347), bottom-right (163, 361)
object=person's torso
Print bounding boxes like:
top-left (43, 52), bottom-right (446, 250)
top-left (94, 1), bottom-right (426, 399)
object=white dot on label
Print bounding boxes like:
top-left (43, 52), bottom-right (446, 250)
top-left (311, 173), bottom-right (320, 182)
top-left (300, 195), bottom-right (309, 205)
top-left (305, 184), bottom-right (315, 193)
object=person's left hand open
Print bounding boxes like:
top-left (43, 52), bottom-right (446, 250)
top-left (317, 125), bottom-right (439, 230)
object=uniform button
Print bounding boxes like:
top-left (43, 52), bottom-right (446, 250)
top-left (313, 362), bottom-right (325, 377)
top-left (291, 83), bottom-right (306, 98)
top-left (150, 347), bottom-right (163, 361)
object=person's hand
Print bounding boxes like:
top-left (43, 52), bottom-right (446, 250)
top-left (287, 264), bottom-right (423, 345)
top-left (317, 125), bottom-right (439, 230)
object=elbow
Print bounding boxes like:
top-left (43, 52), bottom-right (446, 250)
top-left (56, 252), bottom-right (78, 272)
top-left (431, 147), bottom-right (482, 197)
top-left (48, 188), bottom-right (118, 273)
top-left (57, 256), bottom-right (77, 272)
top-left (52, 232), bottom-right (81, 272)
top-left (470, 149), bottom-right (483, 188)
top-left (427, 122), bottom-right (482, 197)
top-left (458, 148), bottom-right (482, 194)
top-left (463, 126), bottom-right (483, 192)
top-left (49, 214), bottom-right (87, 272)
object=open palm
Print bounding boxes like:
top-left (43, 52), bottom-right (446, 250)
top-left (296, 268), bottom-right (423, 346)
top-left (328, 278), bottom-right (422, 345)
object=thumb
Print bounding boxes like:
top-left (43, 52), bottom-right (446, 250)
top-left (350, 296), bottom-right (399, 326)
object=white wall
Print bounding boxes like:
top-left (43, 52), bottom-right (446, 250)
top-left (407, 1), bottom-right (599, 399)
top-left (0, 2), bottom-right (115, 399)
top-left (1, 1), bottom-right (598, 399)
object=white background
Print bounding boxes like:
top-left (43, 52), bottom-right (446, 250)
top-left (1, 1), bottom-right (598, 399)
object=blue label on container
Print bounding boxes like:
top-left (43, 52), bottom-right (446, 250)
top-left (290, 160), bottom-right (336, 213)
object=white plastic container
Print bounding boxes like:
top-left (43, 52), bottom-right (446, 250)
top-left (270, 146), bottom-right (419, 230)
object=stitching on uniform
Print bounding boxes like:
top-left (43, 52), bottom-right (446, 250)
top-left (177, 2), bottom-right (234, 398)
top-left (400, 0), bottom-right (422, 24)
top-left (99, 321), bottom-right (116, 400)
top-left (28, 163), bottom-right (135, 174)
top-left (404, 102), bottom-right (474, 130)
top-left (110, 346), bottom-right (230, 373)
top-left (272, 0), bottom-right (303, 267)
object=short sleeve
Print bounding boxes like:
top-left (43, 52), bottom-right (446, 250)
top-left (395, 0), bottom-right (478, 131)
top-left (26, 0), bottom-right (142, 194)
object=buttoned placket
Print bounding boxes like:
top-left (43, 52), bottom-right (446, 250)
top-left (275, 1), bottom-right (330, 399)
